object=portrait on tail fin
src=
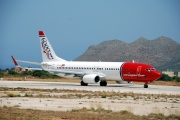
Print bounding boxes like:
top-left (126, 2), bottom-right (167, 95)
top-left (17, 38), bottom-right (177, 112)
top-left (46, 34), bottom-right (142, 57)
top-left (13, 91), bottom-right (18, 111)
top-left (38, 31), bottom-right (66, 62)
top-left (41, 38), bottom-right (54, 60)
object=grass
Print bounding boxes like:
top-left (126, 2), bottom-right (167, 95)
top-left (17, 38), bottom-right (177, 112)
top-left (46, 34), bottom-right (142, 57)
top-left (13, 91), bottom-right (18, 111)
top-left (13, 105), bottom-right (21, 108)
top-left (7, 93), bottom-right (15, 97)
top-left (101, 94), bottom-right (107, 98)
top-left (0, 106), bottom-right (180, 120)
top-left (24, 93), bottom-right (33, 97)
top-left (7, 93), bottom-right (20, 97)
top-left (1, 87), bottom-right (180, 119)
top-left (1, 87), bottom-right (180, 100)
top-left (119, 110), bottom-right (133, 115)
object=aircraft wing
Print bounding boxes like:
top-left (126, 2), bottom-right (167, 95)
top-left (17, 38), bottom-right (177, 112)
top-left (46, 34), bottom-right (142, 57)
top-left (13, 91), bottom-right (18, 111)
top-left (44, 69), bottom-right (85, 76)
top-left (11, 56), bottom-right (105, 78)
top-left (44, 69), bottom-right (106, 78)
top-left (11, 56), bottom-right (42, 70)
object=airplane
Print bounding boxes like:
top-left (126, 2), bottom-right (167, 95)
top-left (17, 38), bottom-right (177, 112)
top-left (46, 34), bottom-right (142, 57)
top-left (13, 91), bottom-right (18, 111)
top-left (11, 31), bottom-right (162, 88)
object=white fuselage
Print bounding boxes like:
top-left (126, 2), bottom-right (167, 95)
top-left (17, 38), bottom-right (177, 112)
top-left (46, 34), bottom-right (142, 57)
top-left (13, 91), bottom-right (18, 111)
top-left (41, 61), bottom-right (124, 81)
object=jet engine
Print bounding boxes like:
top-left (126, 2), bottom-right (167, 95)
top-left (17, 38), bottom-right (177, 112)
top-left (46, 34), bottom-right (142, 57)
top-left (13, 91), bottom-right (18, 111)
top-left (82, 74), bottom-right (100, 84)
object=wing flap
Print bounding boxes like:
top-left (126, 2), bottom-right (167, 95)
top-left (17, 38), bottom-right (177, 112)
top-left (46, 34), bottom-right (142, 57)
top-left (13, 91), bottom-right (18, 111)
top-left (43, 69), bottom-right (106, 78)
top-left (44, 69), bottom-right (85, 75)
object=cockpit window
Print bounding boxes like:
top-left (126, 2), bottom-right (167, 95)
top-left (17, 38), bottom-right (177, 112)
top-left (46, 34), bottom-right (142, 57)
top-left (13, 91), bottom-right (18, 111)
top-left (146, 68), bottom-right (150, 71)
top-left (146, 68), bottom-right (156, 71)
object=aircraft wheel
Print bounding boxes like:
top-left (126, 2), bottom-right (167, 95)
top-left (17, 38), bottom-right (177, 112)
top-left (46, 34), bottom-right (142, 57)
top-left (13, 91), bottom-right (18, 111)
top-left (100, 81), bottom-right (107, 86)
top-left (81, 81), bottom-right (88, 86)
top-left (144, 84), bottom-right (148, 88)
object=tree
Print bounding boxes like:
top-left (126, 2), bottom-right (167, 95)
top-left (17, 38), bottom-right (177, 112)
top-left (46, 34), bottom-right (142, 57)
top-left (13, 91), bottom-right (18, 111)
top-left (32, 70), bottom-right (42, 77)
top-left (21, 71), bottom-right (32, 76)
top-left (0, 70), bottom-right (3, 77)
top-left (8, 69), bottom-right (19, 76)
top-left (172, 76), bottom-right (180, 82)
top-left (160, 74), bottom-right (173, 81)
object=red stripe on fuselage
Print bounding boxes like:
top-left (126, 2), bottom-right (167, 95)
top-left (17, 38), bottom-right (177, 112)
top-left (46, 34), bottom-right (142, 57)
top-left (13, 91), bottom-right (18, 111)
top-left (120, 62), bottom-right (161, 83)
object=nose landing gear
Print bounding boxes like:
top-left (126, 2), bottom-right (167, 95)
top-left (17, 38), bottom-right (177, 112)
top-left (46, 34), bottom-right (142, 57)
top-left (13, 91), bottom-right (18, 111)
top-left (144, 84), bottom-right (148, 88)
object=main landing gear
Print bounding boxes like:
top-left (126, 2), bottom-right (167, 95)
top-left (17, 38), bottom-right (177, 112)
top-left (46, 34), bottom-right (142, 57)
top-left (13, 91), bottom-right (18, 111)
top-left (100, 81), bottom-right (107, 86)
top-left (144, 84), bottom-right (148, 88)
top-left (81, 81), bottom-right (88, 86)
top-left (81, 81), bottom-right (107, 86)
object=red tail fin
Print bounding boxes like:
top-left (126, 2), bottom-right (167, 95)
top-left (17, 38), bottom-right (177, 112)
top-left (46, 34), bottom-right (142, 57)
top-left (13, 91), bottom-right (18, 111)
top-left (11, 56), bottom-right (19, 66)
top-left (39, 31), bottom-right (46, 37)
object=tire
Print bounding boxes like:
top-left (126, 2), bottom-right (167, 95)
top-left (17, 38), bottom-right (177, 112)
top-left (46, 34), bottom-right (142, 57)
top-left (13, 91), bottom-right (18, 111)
top-left (144, 84), bottom-right (148, 88)
top-left (100, 81), bottom-right (107, 86)
top-left (81, 81), bottom-right (88, 86)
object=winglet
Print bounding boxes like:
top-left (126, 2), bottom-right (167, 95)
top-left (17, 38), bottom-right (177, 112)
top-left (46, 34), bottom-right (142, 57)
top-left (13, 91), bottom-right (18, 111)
top-left (11, 56), bottom-right (19, 67)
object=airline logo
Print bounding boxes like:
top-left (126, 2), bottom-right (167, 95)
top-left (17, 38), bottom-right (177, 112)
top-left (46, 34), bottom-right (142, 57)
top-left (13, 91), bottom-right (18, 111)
top-left (41, 38), bottom-right (54, 60)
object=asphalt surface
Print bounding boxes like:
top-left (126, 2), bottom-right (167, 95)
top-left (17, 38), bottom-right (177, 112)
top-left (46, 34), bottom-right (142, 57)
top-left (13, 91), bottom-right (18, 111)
top-left (0, 80), bottom-right (180, 95)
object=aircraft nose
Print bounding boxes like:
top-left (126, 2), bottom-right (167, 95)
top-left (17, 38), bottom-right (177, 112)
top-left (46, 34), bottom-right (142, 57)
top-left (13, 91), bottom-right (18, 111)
top-left (155, 71), bottom-right (162, 80)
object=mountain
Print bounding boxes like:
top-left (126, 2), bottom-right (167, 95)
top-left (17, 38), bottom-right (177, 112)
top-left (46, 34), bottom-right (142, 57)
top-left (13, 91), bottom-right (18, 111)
top-left (75, 36), bottom-right (180, 71)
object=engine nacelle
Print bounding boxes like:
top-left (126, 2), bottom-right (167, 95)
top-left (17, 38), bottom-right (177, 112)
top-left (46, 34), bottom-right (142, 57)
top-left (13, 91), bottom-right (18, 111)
top-left (82, 74), bottom-right (100, 84)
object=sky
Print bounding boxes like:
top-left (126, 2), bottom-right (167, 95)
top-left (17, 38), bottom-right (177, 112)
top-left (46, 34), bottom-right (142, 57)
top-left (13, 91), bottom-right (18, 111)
top-left (0, 0), bottom-right (180, 69)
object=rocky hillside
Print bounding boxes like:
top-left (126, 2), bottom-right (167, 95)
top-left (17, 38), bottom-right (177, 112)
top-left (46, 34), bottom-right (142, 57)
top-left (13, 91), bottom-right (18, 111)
top-left (75, 36), bottom-right (180, 71)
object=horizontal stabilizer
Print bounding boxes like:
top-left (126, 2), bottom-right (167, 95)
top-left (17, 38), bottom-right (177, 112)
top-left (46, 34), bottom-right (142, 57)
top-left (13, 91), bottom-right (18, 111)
top-left (11, 56), bottom-right (42, 70)
top-left (16, 60), bottom-right (41, 65)
top-left (23, 67), bottom-right (42, 70)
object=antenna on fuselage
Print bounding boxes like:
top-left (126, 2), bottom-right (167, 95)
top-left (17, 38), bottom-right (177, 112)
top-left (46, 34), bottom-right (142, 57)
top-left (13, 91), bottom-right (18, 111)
top-left (131, 60), bottom-right (135, 63)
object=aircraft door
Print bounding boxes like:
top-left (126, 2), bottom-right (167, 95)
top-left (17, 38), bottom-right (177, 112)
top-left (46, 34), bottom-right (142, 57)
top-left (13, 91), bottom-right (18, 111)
top-left (136, 66), bottom-right (142, 80)
top-left (42, 63), bottom-right (48, 69)
top-left (47, 64), bottom-right (55, 69)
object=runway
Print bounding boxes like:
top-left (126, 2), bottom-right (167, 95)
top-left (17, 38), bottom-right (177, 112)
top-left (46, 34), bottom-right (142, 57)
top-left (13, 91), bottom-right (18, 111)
top-left (0, 80), bottom-right (180, 95)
